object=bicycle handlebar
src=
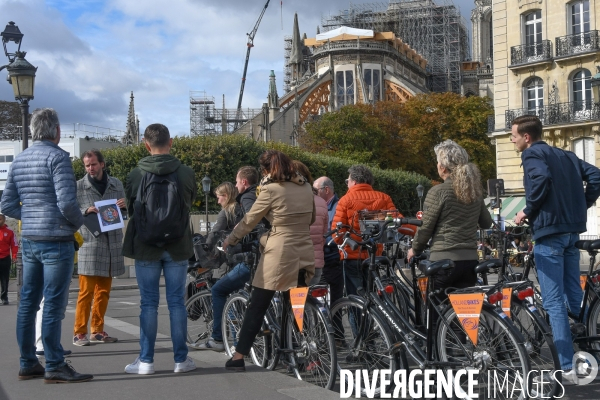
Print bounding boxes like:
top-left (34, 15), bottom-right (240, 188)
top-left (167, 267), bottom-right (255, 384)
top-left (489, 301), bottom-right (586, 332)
top-left (323, 218), bottom-right (422, 240)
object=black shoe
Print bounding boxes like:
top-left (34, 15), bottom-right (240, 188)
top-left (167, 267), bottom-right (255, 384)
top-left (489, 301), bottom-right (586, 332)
top-left (18, 363), bottom-right (46, 380)
top-left (36, 350), bottom-right (72, 358)
top-left (225, 357), bottom-right (245, 372)
top-left (2, 300), bottom-right (8, 305)
top-left (44, 362), bottom-right (93, 383)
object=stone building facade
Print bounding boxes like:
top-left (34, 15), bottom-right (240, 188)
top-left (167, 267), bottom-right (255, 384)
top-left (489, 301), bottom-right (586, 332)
top-left (235, 15), bottom-right (429, 145)
top-left (490, 0), bottom-right (600, 235)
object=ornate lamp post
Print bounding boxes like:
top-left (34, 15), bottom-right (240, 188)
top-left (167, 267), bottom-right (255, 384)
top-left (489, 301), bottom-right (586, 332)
top-left (201, 175), bottom-right (212, 232)
top-left (416, 184), bottom-right (424, 211)
top-left (1, 21), bottom-right (37, 151)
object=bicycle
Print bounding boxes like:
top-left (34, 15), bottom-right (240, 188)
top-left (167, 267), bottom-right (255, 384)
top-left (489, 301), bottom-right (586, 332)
top-left (220, 237), bottom-right (269, 367)
top-left (476, 224), bottom-right (561, 397)
top-left (329, 215), bottom-right (532, 398)
top-left (221, 233), bottom-right (338, 390)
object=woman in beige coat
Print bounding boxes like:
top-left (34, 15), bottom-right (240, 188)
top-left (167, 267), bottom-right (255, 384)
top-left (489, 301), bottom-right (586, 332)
top-left (223, 150), bottom-right (315, 371)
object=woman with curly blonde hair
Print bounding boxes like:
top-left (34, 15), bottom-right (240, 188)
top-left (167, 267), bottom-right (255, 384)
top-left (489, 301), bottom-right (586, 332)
top-left (407, 140), bottom-right (493, 297)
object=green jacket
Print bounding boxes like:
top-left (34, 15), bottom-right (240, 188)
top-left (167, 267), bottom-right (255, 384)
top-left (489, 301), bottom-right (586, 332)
top-left (122, 154), bottom-right (197, 261)
top-left (412, 179), bottom-right (493, 262)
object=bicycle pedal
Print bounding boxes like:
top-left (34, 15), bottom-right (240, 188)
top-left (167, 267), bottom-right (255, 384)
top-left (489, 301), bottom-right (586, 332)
top-left (257, 329), bottom-right (272, 337)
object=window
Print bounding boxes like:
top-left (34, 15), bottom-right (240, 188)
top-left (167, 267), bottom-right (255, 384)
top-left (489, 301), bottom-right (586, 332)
top-left (571, 0), bottom-right (590, 35)
top-left (336, 69), bottom-right (355, 108)
top-left (525, 77), bottom-right (544, 113)
top-left (524, 10), bottom-right (543, 59)
top-left (363, 67), bottom-right (381, 103)
top-left (574, 136), bottom-right (597, 235)
top-left (570, 1), bottom-right (591, 51)
top-left (0, 155), bottom-right (13, 162)
top-left (488, 14), bottom-right (494, 60)
top-left (572, 69), bottom-right (592, 114)
top-left (574, 137), bottom-right (594, 163)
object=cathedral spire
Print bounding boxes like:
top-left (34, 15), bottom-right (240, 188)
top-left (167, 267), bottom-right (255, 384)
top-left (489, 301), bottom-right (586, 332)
top-left (289, 13), bottom-right (305, 80)
top-left (268, 70), bottom-right (279, 109)
top-left (124, 91), bottom-right (139, 145)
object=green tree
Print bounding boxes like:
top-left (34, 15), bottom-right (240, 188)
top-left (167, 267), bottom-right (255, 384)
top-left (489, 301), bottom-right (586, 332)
top-left (300, 94), bottom-right (496, 182)
top-left (398, 93), bottom-right (496, 182)
top-left (72, 135), bottom-right (430, 216)
top-left (0, 100), bottom-right (22, 140)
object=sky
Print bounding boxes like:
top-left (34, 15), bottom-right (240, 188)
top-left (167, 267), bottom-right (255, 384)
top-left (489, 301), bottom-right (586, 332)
top-left (0, 0), bottom-right (476, 136)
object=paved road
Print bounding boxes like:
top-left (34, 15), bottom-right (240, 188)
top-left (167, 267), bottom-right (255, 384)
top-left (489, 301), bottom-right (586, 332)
top-left (1, 278), bottom-right (600, 399)
top-left (0, 280), bottom-right (337, 400)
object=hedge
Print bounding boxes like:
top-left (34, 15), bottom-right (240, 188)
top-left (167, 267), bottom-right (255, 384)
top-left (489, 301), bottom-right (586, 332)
top-left (72, 135), bottom-right (431, 216)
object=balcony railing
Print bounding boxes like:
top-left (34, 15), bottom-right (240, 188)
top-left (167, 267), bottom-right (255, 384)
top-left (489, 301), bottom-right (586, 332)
top-left (487, 115), bottom-right (495, 133)
top-left (510, 40), bottom-right (553, 66)
top-left (556, 30), bottom-right (600, 58)
top-left (505, 101), bottom-right (600, 129)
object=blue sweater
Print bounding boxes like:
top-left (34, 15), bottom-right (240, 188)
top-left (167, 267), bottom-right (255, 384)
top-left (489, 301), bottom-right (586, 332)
top-left (1, 140), bottom-right (83, 239)
top-left (522, 141), bottom-right (600, 240)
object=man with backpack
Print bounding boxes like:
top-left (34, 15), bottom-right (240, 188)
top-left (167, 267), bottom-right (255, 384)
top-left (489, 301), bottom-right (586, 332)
top-left (122, 123), bottom-right (197, 375)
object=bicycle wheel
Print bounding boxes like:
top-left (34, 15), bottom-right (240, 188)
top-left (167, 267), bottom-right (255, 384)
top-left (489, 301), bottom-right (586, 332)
top-left (185, 291), bottom-right (213, 346)
top-left (330, 296), bottom-right (400, 397)
top-left (436, 305), bottom-right (531, 400)
top-left (285, 300), bottom-right (337, 390)
top-left (586, 296), bottom-right (600, 354)
top-left (510, 298), bottom-right (561, 398)
top-left (221, 293), bottom-right (268, 367)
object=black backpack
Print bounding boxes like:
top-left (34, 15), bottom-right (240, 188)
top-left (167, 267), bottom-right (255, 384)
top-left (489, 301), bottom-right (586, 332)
top-left (133, 169), bottom-right (189, 246)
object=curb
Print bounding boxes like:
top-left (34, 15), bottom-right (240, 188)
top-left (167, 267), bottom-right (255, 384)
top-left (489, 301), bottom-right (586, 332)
top-left (67, 283), bottom-right (166, 293)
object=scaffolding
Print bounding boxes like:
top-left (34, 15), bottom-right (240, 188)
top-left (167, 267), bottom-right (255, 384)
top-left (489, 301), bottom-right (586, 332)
top-left (319, 0), bottom-right (469, 93)
top-left (283, 35), bottom-right (292, 93)
top-left (190, 91), bottom-right (262, 136)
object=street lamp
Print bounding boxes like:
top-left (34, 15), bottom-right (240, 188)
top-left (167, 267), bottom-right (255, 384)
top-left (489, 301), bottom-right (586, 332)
top-left (202, 175), bottom-right (211, 232)
top-left (416, 183), bottom-right (424, 211)
top-left (1, 21), bottom-right (37, 150)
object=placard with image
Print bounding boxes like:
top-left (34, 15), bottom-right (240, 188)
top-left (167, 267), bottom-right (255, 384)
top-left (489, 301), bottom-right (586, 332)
top-left (95, 199), bottom-right (125, 232)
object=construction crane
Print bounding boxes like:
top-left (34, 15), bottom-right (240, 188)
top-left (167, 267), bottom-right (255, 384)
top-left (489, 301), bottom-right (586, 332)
top-left (234, 0), bottom-right (270, 130)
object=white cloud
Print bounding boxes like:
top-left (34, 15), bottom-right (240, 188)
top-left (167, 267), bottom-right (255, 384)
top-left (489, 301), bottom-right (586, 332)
top-left (0, 0), bottom-right (474, 136)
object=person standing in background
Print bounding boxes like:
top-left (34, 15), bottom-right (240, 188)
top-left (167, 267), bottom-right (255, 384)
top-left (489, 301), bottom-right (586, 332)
top-left (72, 149), bottom-right (126, 347)
top-left (0, 213), bottom-right (18, 305)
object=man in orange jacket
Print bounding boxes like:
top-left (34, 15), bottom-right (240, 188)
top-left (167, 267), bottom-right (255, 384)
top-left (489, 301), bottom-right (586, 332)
top-left (332, 165), bottom-right (414, 296)
top-left (0, 213), bottom-right (18, 305)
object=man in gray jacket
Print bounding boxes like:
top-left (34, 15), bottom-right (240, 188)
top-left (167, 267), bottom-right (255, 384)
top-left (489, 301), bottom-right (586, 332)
top-left (1, 108), bottom-right (93, 383)
top-left (73, 149), bottom-right (125, 347)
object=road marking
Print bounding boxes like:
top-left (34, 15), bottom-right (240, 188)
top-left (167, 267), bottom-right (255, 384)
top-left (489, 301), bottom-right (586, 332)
top-left (118, 301), bottom-right (137, 305)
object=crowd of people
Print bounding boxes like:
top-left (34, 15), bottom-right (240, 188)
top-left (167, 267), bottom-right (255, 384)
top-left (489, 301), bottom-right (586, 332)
top-left (1, 108), bottom-right (598, 388)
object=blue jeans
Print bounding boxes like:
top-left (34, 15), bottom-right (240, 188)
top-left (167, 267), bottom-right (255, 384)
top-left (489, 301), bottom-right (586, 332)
top-left (135, 252), bottom-right (188, 363)
top-left (18, 239), bottom-right (74, 371)
top-left (211, 263), bottom-right (250, 341)
top-left (343, 259), bottom-right (369, 297)
top-left (535, 233), bottom-right (582, 370)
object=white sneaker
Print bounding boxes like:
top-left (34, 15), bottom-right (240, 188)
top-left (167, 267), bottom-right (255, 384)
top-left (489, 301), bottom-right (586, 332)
top-left (124, 357), bottom-right (155, 375)
top-left (174, 357), bottom-right (197, 373)
top-left (562, 369), bottom-right (579, 386)
top-left (189, 338), bottom-right (225, 351)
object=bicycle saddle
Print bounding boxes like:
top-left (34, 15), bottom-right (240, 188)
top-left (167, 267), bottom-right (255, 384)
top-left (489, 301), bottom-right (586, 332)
top-left (418, 259), bottom-right (454, 277)
top-left (474, 259), bottom-right (502, 274)
top-left (361, 257), bottom-right (390, 267)
top-left (575, 240), bottom-right (600, 252)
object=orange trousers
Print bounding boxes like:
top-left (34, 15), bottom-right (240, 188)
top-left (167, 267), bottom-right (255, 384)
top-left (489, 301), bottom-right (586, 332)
top-left (73, 275), bottom-right (113, 335)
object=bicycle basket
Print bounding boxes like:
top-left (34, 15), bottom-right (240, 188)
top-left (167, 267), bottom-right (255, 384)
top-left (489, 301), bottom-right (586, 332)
top-left (357, 209), bottom-right (400, 244)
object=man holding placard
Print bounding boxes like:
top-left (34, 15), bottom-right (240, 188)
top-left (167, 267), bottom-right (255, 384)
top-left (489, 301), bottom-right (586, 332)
top-left (73, 149), bottom-right (126, 346)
